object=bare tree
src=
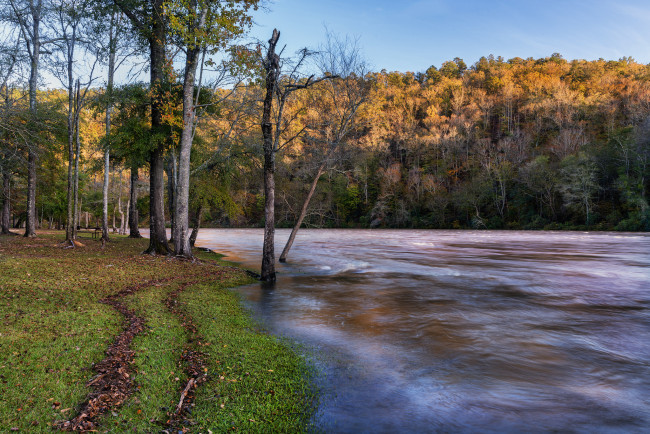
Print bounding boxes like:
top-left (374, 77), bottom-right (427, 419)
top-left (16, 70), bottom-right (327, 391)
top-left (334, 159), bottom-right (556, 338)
top-left (6, 0), bottom-right (54, 237)
top-left (101, 6), bottom-right (120, 242)
top-left (49, 0), bottom-right (96, 243)
top-left (279, 33), bottom-right (368, 262)
top-left (260, 29), bottom-right (280, 281)
top-left (259, 29), bottom-right (334, 281)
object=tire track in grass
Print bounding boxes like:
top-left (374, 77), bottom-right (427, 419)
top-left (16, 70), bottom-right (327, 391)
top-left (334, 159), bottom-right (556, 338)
top-left (163, 268), bottom-right (227, 429)
top-left (60, 277), bottom-right (178, 431)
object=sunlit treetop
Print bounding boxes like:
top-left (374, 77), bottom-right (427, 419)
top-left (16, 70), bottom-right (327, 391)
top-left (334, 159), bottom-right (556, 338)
top-left (164, 0), bottom-right (260, 53)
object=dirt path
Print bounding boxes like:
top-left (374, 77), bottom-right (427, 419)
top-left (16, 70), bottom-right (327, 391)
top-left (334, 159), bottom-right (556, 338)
top-left (61, 264), bottom-right (230, 431)
top-left (60, 277), bottom-right (177, 431)
top-left (163, 276), bottom-right (216, 429)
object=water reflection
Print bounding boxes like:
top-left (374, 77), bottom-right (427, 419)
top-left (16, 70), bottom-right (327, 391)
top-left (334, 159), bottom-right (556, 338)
top-left (193, 229), bottom-right (650, 433)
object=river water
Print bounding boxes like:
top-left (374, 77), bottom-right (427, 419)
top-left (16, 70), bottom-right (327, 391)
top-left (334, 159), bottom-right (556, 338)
top-left (191, 229), bottom-right (650, 433)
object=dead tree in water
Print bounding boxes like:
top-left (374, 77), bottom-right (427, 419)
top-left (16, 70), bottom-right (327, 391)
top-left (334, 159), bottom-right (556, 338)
top-left (279, 33), bottom-right (367, 262)
top-left (260, 29), bottom-right (280, 282)
top-left (259, 29), bottom-right (335, 281)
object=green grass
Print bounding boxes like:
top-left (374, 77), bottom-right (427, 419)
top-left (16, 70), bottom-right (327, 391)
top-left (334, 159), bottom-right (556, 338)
top-left (0, 231), bottom-right (314, 432)
top-left (181, 282), bottom-right (315, 432)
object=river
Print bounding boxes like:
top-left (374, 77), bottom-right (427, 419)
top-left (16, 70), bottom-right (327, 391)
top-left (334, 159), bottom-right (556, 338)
top-left (190, 229), bottom-right (650, 433)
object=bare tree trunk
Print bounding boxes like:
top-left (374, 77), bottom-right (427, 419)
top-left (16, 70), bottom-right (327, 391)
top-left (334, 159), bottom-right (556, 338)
top-left (129, 165), bottom-right (141, 238)
top-left (102, 147), bottom-right (110, 238)
top-left (1, 171), bottom-right (10, 234)
top-left (146, 146), bottom-right (169, 253)
top-left (260, 29), bottom-right (281, 282)
top-left (77, 199), bottom-right (82, 231)
top-left (189, 205), bottom-right (202, 248)
top-left (174, 11), bottom-right (206, 258)
top-left (102, 11), bottom-right (117, 243)
top-left (64, 12), bottom-right (78, 243)
top-left (279, 161), bottom-right (326, 262)
top-left (21, 0), bottom-right (42, 238)
top-left (167, 151), bottom-right (176, 244)
top-left (124, 198), bottom-right (130, 234)
top-left (118, 196), bottom-right (124, 234)
top-left (24, 151), bottom-right (36, 237)
top-left (112, 204), bottom-right (116, 233)
top-left (117, 169), bottom-right (125, 234)
top-left (72, 80), bottom-right (81, 241)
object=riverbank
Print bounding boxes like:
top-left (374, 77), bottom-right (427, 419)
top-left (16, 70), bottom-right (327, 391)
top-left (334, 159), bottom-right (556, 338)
top-left (0, 231), bottom-right (314, 432)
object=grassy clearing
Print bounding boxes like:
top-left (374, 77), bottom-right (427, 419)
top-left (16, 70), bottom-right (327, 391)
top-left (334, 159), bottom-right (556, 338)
top-left (0, 231), bottom-right (314, 432)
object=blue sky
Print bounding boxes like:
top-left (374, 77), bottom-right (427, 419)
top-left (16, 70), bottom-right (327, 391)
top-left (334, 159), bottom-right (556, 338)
top-left (249, 0), bottom-right (650, 73)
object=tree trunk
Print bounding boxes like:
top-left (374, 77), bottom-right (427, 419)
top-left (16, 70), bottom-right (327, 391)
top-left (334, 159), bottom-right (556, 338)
top-left (118, 196), bottom-right (124, 234)
top-left (129, 165), bottom-right (141, 237)
top-left (24, 151), bottom-right (36, 237)
top-left (174, 37), bottom-right (203, 258)
top-left (113, 0), bottom-right (168, 254)
top-left (23, 1), bottom-right (41, 239)
top-left (260, 29), bottom-right (281, 282)
top-left (124, 199), bottom-right (130, 234)
top-left (279, 161), bottom-right (326, 262)
top-left (72, 80), bottom-right (81, 241)
top-left (102, 11), bottom-right (117, 243)
top-left (1, 171), bottom-right (10, 234)
top-left (64, 16), bottom-right (78, 243)
top-left (144, 0), bottom-right (170, 255)
top-left (167, 151), bottom-right (176, 244)
top-left (189, 205), bottom-right (202, 248)
top-left (146, 146), bottom-right (169, 253)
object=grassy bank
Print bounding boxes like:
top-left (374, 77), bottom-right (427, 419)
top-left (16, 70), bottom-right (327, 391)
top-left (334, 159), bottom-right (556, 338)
top-left (0, 231), bottom-right (314, 432)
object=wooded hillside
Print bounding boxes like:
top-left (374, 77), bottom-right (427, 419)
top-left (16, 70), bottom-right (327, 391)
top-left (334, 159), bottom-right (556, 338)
top-left (2, 22), bottom-right (649, 232)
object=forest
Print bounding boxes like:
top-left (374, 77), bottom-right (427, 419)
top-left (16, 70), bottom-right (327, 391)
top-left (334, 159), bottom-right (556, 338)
top-left (2, 0), bottom-right (650, 259)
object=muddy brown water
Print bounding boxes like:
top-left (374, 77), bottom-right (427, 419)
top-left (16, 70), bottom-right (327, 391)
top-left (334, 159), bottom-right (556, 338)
top-left (187, 229), bottom-right (650, 433)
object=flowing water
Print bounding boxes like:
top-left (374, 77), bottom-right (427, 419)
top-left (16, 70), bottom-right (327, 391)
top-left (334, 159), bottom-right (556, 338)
top-left (191, 229), bottom-right (650, 433)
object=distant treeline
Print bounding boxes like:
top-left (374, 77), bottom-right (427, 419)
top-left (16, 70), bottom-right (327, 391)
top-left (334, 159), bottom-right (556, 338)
top-left (206, 54), bottom-right (649, 231)
top-left (3, 54), bottom-right (650, 231)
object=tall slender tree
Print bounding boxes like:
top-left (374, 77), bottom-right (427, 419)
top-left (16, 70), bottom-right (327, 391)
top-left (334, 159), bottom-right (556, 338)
top-left (101, 7), bottom-right (118, 243)
top-left (166, 0), bottom-right (259, 257)
top-left (50, 0), bottom-right (94, 243)
top-left (7, 0), bottom-right (50, 237)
